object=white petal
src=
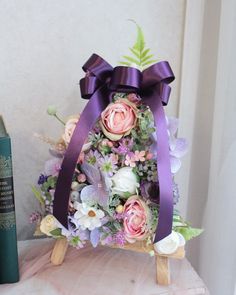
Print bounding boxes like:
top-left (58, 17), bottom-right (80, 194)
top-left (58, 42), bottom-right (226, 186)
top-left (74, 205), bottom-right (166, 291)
top-left (154, 231), bottom-right (180, 255)
top-left (177, 232), bottom-right (186, 247)
top-left (96, 209), bottom-right (105, 219)
top-left (170, 157), bottom-right (181, 174)
top-left (74, 211), bottom-right (83, 219)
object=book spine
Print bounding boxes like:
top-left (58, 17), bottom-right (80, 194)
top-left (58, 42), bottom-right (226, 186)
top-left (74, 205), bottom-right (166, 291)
top-left (0, 136), bottom-right (19, 284)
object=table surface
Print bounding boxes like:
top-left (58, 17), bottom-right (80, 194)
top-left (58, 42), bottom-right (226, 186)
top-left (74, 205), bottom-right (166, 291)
top-left (0, 238), bottom-right (209, 295)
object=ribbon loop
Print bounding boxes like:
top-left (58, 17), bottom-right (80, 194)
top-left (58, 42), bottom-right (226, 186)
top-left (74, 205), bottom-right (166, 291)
top-left (142, 61), bottom-right (174, 88)
top-left (109, 66), bottom-right (142, 92)
top-left (80, 76), bottom-right (100, 100)
top-left (82, 53), bottom-right (113, 81)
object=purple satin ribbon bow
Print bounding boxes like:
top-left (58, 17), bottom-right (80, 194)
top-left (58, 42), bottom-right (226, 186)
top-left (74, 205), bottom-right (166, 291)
top-left (53, 54), bottom-right (175, 243)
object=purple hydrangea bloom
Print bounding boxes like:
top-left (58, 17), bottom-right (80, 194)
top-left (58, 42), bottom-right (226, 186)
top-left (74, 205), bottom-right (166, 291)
top-left (150, 116), bottom-right (188, 174)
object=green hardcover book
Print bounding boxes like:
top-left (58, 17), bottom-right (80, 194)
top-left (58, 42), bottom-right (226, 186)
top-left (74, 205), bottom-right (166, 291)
top-left (0, 115), bottom-right (19, 284)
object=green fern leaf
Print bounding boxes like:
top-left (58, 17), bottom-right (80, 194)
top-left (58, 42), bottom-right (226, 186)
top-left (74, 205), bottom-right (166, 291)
top-left (141, 54), bottom-right (154, 64)
top-left (31, 185), bottom-right (44, 206)
top-left (120, 21), bottom-right (158, 70)
top-left (120, 61), bottom-right (131, 66)
top-left (132, 22), bottom-right (145, 53)
top-left (141, 48), bottom-right (151, 59)
top-left (129, 47), bottom-right (140, 59)
top-left (142, 59), bottom-right (158, 67)
top-left (123, 55), bottom-right (140, 65)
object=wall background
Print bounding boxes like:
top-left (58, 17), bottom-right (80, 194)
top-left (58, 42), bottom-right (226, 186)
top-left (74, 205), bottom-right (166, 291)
top-left (0, 0), bottom-right (186, 240)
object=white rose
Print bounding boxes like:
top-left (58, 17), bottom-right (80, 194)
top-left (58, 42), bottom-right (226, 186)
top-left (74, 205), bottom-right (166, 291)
top-left (153, 231), bottom-right (185, 255)
top-left (111, 167), bottom-right (139, 197)
top-left (40, 215), bottom-right (58, 236)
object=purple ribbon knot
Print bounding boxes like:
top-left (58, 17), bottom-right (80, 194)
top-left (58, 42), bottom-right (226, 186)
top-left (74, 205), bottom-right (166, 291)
top-left (53, 53), bottom-right (175, 243)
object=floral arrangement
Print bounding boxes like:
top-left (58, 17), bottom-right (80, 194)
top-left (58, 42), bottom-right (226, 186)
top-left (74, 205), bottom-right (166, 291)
top-left (30, 24), bottom-right (202, 255)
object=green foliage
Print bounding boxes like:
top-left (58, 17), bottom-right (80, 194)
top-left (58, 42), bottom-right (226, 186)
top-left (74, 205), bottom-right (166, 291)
top-left (174, 226), bottom-right (204, 241)
top-left (120, 20), bottom-right (157, 70)
top-left (31, 185), bottom-right (44, 206)
top-left (41, 176), bottom-right (57, 192)
top-left (131, 108), bottom-right (155, 147)
top-left (49, 228), bottom-right (63, 238)
top-left (173, 214), bottom-right (203, 241)
top-left (69, 236), bottom-right (81, 247)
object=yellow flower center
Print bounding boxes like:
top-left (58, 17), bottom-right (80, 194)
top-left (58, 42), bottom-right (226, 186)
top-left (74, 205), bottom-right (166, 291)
top-left (88, 210), bottom-right (96, 217)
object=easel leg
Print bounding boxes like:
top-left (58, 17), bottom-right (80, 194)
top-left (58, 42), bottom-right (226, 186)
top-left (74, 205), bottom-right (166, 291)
top-left (156, 255), bottom-right (170, 285)
top-left (51, 238), bottom-right (68, 265)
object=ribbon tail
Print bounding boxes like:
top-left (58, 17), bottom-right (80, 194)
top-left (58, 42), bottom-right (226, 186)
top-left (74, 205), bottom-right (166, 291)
top-left (145, 89), bottom-right (173, 243)
top-left (53, 85), bottom-right (109, 228)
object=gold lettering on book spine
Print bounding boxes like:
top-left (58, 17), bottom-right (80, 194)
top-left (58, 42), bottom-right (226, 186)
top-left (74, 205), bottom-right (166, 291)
top-left (0, 212), bottom-right (16, 230)
top-left (0, 156), bottom-right (12, 178)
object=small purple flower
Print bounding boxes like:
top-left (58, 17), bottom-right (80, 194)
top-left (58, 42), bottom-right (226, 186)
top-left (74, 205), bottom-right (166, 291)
top-left (98, 155), bottom-right (118, 176)
top-left (114, 212), bottom-right (128, 220)
top-left (102, 235), bottom-right (113, 246)
top-left (85, 150), bottom-right (102, 166)
top-left (29, 211), bottom-right (41, 223)
top-left (113, 230), bottom-right (126, 246)
top-left (112, 137), bottom-right (134, 155)
top-left (38, 174), bottom-right (47, 185)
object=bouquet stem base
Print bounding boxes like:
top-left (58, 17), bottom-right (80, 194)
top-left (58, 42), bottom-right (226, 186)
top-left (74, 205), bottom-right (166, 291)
top-left (50, 238), bottom-right (185, 286)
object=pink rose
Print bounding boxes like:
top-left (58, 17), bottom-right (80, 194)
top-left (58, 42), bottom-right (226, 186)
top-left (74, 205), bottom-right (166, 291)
top-left (100, 99), bottom-right (137, 141)
top-left (123, 195), bottom-right (150, 243)
top-left (62, 115), bottom-right (92, 151)
top-left (63, 116), bottom-right (79, 145)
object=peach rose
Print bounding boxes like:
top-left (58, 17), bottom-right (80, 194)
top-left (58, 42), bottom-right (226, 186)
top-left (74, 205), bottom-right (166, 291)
top-left (63, 115), bottom-right (79, 145)
top-left (62, 115), bottom-right (92, 151)
top-left (123, 195), bottom-right (150, 243)
top-left (100, 99), bottom-right (137, 141)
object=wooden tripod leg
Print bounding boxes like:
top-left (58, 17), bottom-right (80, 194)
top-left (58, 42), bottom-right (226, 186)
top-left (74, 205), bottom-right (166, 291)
top-left (156, 255), bottom-right (170, 285)
top-left (51, 238), bottom-right (69, 265)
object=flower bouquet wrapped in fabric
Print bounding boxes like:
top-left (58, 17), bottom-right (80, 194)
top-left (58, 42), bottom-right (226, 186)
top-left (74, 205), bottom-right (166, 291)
top-left (31, 24), bottom-right (202, 285)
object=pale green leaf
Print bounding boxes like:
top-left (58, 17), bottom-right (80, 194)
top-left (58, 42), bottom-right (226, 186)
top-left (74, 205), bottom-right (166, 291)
top-left (50, 228), bottom-right (62, 237)
top-left (132, 22), bottom-right (145, 52)
top-left (141, 48), bottom-right (151, 59)
top-left (31, 185), bottom-right (44, 206)
top-left (123, 55), bottom-right (140, 65)
top-left (175, 226), bottom-right (204, 241)
top-left (141, 54), bottom-right (154, 64)
top-left (129, 47), bottom-right (140, 59)
top-left (142, 59), bottom-right (158, 67)
top-left (120, 61), bottom-right (131, 66)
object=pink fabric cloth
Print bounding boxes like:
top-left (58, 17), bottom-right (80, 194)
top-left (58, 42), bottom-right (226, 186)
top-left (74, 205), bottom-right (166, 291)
top-left (0, 239), bottom-right (209, 295)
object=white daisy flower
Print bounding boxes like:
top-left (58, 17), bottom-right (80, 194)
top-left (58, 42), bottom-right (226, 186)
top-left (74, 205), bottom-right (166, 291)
top-left (73, 202), bottom-right (105, 231)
